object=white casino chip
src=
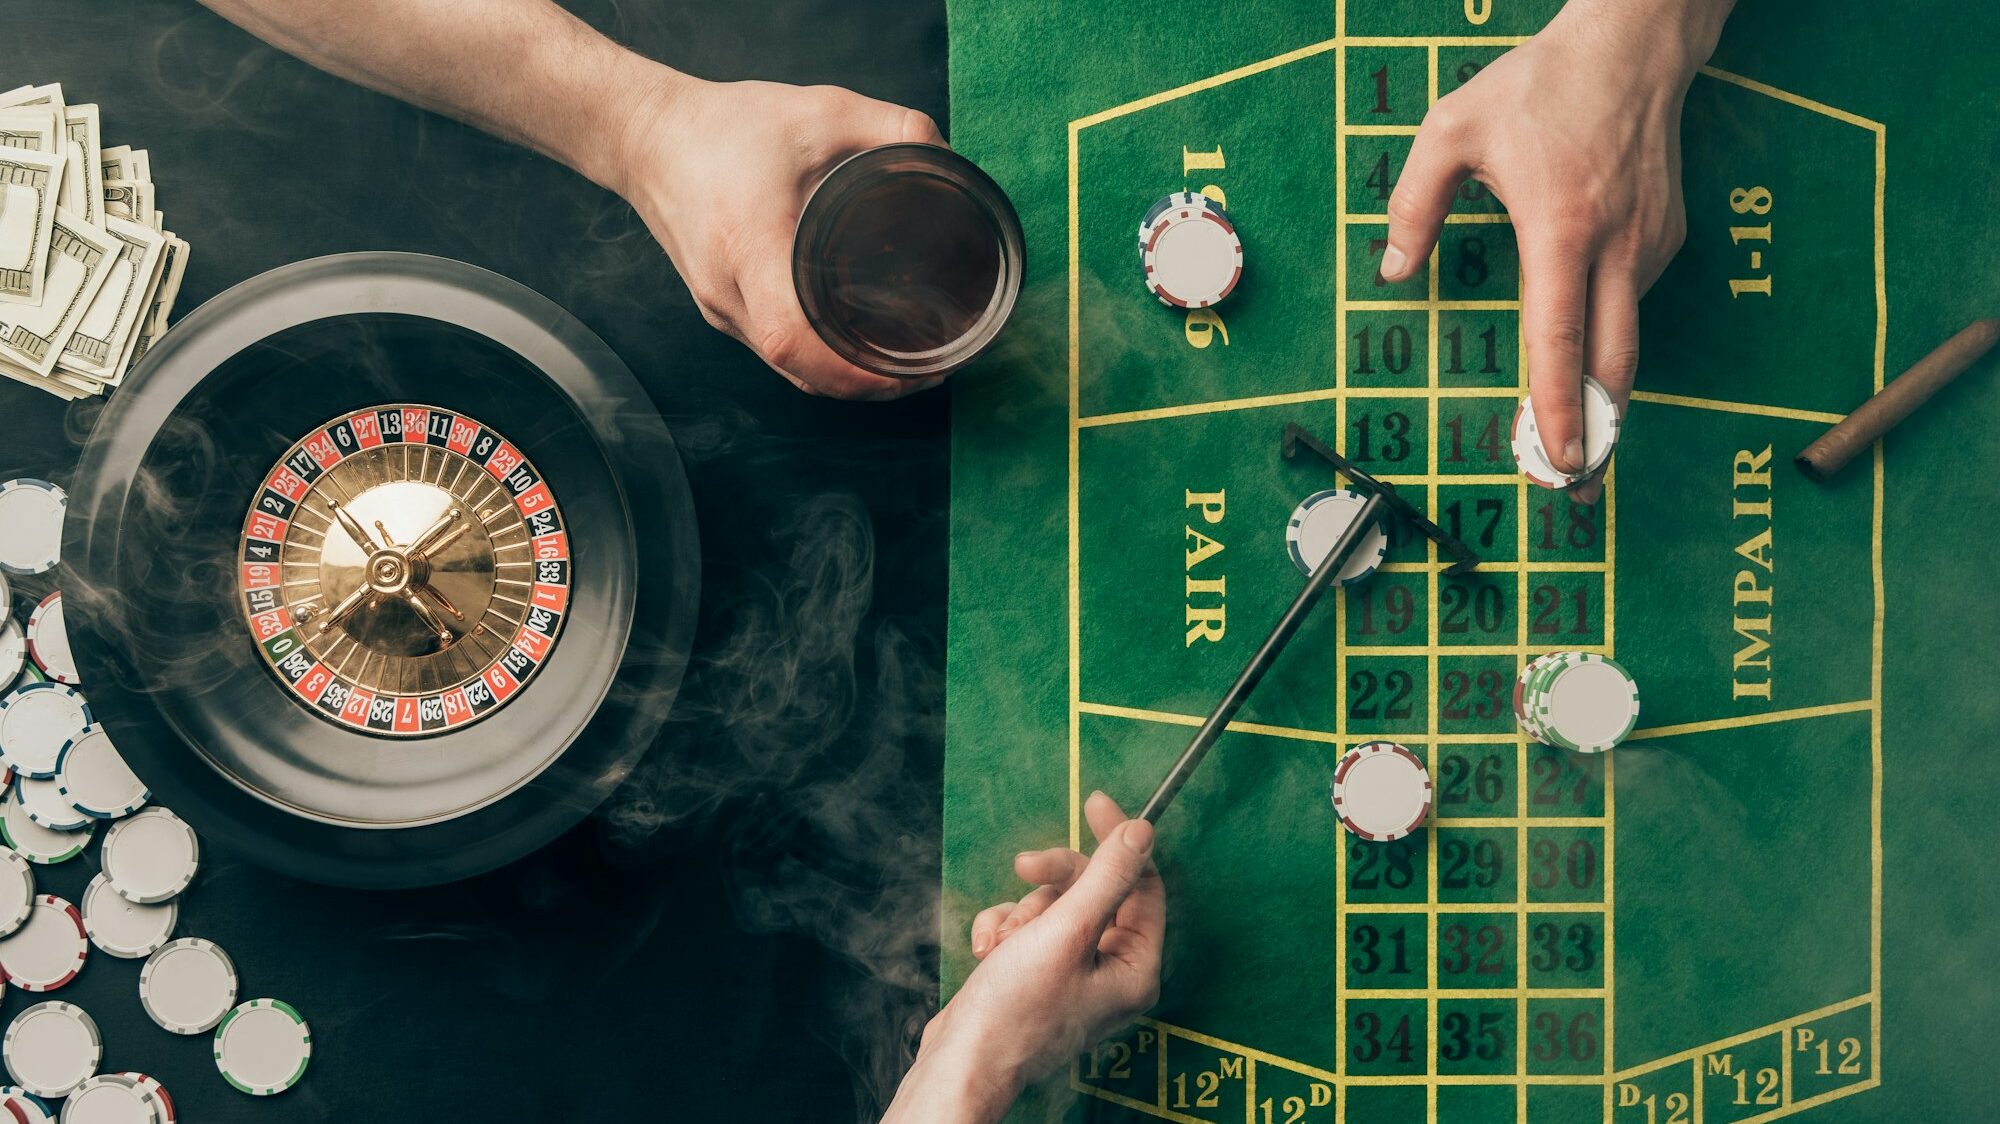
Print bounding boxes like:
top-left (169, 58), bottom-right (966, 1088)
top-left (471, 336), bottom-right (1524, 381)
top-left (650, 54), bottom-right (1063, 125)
top-left (0, 482), bottom-right (66, 577)
top-left (1531, 656), bottom-right (1641, 754)
top-left (55, 727), bottom-right (148, 820)
top-left (12, 777), bottom-right (86, 833)
top-left (213, 1000), bottom-right (312, 1097)
top-left (0, 685), bottom-right (90, 779)
top-left (81, 874), bottom-right (176, 960)
top-left (0, 896), bottom-right (87, 993)
top-left (0, 1088), bottom-right (53, 1124)
top-left (101, 808), bottom-right (198, 904)
top-left (1286, 489), bottom-right (1389, 585)
top-left (139, 939), bottom-right (237, 1035)
top-left (1330, 741), bottom-right (1432, 842)
top-left (1, 1002), bottom-right (99, 1098)
top-left (55, 1075), bottom-right (155, 1124)
top-left (1140, 195), bottom-right (1243, 309)
top-left (22, 595), bottom-right (73, 686)
top-left (0, 788), bottom-right (89, 866)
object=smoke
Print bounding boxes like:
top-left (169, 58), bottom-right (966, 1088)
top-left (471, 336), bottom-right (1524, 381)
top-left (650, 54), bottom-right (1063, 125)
top-left (594, 460), bottom-right (945, 1121)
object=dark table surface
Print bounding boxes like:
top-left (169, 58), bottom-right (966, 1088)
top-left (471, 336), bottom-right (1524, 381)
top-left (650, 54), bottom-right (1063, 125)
top-left (1, 2), bottom-right (949, 1119)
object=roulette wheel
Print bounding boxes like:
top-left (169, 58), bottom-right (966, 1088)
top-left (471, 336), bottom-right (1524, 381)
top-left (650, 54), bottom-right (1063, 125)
top-left (61, 253), bottom-right (699, 889)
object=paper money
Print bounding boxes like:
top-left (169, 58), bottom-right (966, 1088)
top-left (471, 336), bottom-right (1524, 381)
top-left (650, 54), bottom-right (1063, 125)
top-left (60, 104), bottom-right (103, 226)
top-left (57, 213), bottom-right (164, 385)
top-left (0, 145), bottom-right (66, 306)
top-left (103, 177), bottom-right (153, 223)
top-left (0, 107), bottom-right (62, 154)
top-left (127, 234), bottom-right (186, 371)
top-left (0, 83), bottom-right (191, 398)
top-left (0, 206), bottom-right (117, 378)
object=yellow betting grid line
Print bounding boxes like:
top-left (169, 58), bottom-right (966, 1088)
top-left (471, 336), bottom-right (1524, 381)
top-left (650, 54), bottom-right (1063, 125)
top-left (1077, 385), bottom-right (1528, 431)
top-left (1870, 122), bottom-right (1887, 1090)
top-left (1627, 389), bottom-right (1845, 426)
top-left (1514, 226), bottom-right (1533, 1114)
top-left (1334, 7), bottom-right (1350, 1093)
top-left (1424, 45), bottom-right (1443, 1118)
top-left (1066, 121), bottom-right (1082, 856)
top-left (1603, 455), bottom-right (1618, 1115)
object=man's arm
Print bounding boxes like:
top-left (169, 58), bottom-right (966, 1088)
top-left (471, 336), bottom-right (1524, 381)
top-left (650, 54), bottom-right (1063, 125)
top-left (200, 0), bottom-right (945, 400)
top-left (1380, 0), bottom-right (1735, 501)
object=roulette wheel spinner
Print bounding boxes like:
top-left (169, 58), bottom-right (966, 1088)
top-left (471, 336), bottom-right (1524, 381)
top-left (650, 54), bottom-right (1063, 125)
top-left (62, 253), bottom-right (700, 888)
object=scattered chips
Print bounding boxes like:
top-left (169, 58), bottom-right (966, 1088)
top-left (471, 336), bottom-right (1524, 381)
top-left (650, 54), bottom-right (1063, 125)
top-left (1515, 650), bottom-right (1641, 754)
top-left (101, 807), bottom-right (197, 904)
top-left (1137, 191), bottom-right (1244, 309)
top-left (0, 482), bottom-right (64, 576)
top-left (1, 1002), bottom-right (98, 1098)
top-left (0, 788), bottom-right (88, 865)
top-left (1286, 488), bottom-right (1389, 586)
top-left (0, 895), bottom-right (86, 992)
top-left (213, 999), bottom-right (311, 1097)
top-left (81, 873), bottom-right (175, 960)
top-left (1330, 740), bottom-right (1432, 842)
top-left (0, 683), bottom-right (89, 779)
top-left (139, 938), bottom-right (237, 1035)
top-left (21, 594), bottom-right (72, 686)
top-left (55, 726), bottom-right (147, 820)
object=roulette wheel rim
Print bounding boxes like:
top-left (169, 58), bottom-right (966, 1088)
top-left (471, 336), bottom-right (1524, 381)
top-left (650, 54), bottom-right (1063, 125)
top-left (63, 252), bottom-right (700, 889)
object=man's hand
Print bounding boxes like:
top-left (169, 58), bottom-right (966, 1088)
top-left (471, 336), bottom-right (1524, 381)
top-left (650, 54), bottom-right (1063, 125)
top-left (199, 0), bottom-right (949, 402)
top-left (1380, 0), bottom-right (1732, 502)
top-left (882, 792), bottom-right (1165, 1124)
top-left (610, 78), bottom-right (948, 401)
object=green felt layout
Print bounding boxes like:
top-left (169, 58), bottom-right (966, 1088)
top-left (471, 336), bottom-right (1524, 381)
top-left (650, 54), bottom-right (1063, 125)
top-left (945, 3), bottom-right (2000, 1122)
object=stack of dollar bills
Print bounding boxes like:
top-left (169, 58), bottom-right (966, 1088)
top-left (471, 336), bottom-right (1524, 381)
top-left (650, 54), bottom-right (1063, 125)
top-left (0, 82), bottom-right (189, 400)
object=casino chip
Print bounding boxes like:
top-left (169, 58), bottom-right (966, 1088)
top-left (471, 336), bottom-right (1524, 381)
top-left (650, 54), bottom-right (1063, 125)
top-left (0, 851), bottom-right (33, 940)
top-left (55, 727), bottom-right (148, 820)
top-left (1138, 191), bottom-right (1244, 309)
top-left (0, 621), bottom-right (25, 694)
top-left (1, 1003), bottom-right (99, 1098)
top-left (12, 777), bottom-right (86, 834)
top-left (101, 808), bottom-right (197, 904)
top-left (0, 1088), bottom-right (53, 1124)
top-left (0, 896), bottom-right (87, 993)
top-left (0, 789), bottom-right (89, 866)
top-left (81, 874), bottom-right (176, 960)
top-left (56, 1075), bottom-right (157, 1124)
top-left (0, 482), bottom-right (66, 578)
top-left (1330, 741), bottom-right (1432, 842)
top-left (213, 999), bottom-right (312, 1096)
top-left (139, 938), bottom-right (237, 1035)
top-left (1511, 377), bottom-right (1622, 489)
top-left (1520, 652), bottom-right (1641, 754)
top-left (21, 596), bottom-right (73, 688)
top-left (1286, 489), bottom-right (1389, 586)
top-left (0, 684), bottom-right (90, 780)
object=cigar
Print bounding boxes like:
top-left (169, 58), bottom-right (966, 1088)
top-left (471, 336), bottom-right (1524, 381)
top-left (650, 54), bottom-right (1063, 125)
top-left (1796, 318), bottom-right (2000, 481)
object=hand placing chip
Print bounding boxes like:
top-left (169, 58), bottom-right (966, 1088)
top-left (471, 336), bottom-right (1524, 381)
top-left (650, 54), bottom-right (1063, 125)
top-left (1378, 0), bottom-right (1734, 502)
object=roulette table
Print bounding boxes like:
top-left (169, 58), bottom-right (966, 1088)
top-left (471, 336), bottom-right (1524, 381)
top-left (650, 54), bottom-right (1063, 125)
top-left (941, 1), bottom-right (2000, 1122)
